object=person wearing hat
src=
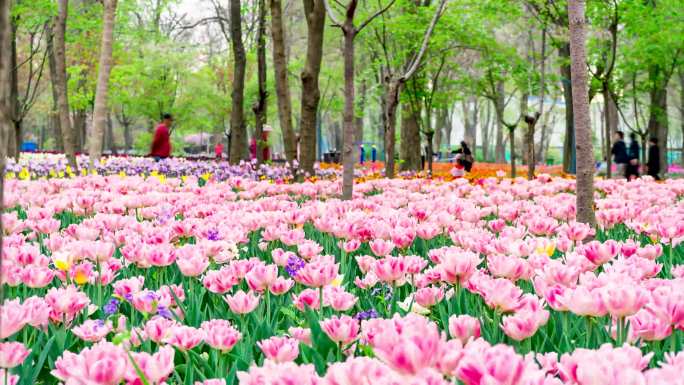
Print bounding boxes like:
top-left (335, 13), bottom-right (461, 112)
top-left (149, 113), bottom-right (173, 161)
top-left (250, 126), bottom-right (272, 161)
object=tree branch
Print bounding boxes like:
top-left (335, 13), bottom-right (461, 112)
top-left (400, 0), bottom-right (448, 81)
top-left (357, 0), bottom-right (396, 33)
top-left (322, 0), bottom-right (343, 27)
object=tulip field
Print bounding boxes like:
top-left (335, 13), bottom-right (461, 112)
top-left (4, 168), bottom-right (684, 385)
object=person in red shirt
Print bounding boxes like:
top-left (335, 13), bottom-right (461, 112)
top-left (215, 142), bottom-right (224, 159)
top-left (149, 113), bottom-right (173, 160)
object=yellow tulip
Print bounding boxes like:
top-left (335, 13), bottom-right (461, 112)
top-left (52, 252), bottom-right (72, 272)
top-left (18, 168), bottom-right (30, 180)
top-left (74, 271), bottom-right (89, 285)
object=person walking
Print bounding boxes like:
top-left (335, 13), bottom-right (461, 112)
top-left (626, 132), bottom-right (640, 180)
top-left (149, 113), bottom-right (173, 161)
top-left (610, 131), bottom-right (628, 179)
top-left (646, 137), bottom-right (661, 180)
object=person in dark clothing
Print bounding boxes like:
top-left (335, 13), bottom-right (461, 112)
top-left (610, 131), bottom-right (628, 179)
top-left (646, 137), bottom-right (661, 180)
top-left (626, 132), bottom-right (640, 180)
top-left (455, 141), bottom-right (474, 172)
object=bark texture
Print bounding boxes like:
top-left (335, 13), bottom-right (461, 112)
top-left (270, 0), bottom-right (297, 164)
top-left (400, 102), bottom-right (422, 171)
top-left (89, 0), bottom-right (118, 168)
top-left (253, 0), bottom-right (268, 165)
top-left (299, 0), bottom-right (326, 175)
top-left (229, 0), bottom-right (248, 163)
top-left (54, 0), bottom-right (79, 171)
top-left (568, 0), bottom-right (596, 226)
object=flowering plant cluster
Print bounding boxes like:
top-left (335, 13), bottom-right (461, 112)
top-left (2, 173), bottom-right (684, 384)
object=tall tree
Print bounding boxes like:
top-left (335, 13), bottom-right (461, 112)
top-left (1, 0), bottom-right (11, 172)
top-left (299, 0), bottom-right (326, 175)
top-left (229, 0), bottom-right (248, 163)
top-left (380, 0), bottom-right (448, 178)
top-left (324, 0), bottom-right (395, 199)
top-left (54, 0), bottom-right (78, 172)
top-left (270, 0), bottom-right (297, 165)
top-left (253, 0), bottom-right (268, 165)
top-left (568, 0), bottom-right (596, 226)
top-left (88, 0), bottom-right (118, 168)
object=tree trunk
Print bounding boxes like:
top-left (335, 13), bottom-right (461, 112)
top-left (444, 106), bottom-right (453, 151)
top-left (105, 113), bottom-right (115, 153)
top-left (426, 131), bottom-right (434, 176)
top-left (526, 118), bottom-right (536, 179)
top-left (508, 126), bottom-right (516, 177)
top-left (494, 81), bottom-right (506, 163)
top-left (47, 25), bottom-right (63, 152)
top-left (647, 66), bottom-right (669, 174)
top-left (560, 42), bottom-right (575, 174)
top-left (1, 0), bottom-right (11, 171)
top-left (8, 20), bottom-right (18, 159)
top-left (54, 0), bottom-right (78, 171)
top-left (340, 15), bottom-right (356, 200)
top-left (603, 85), bottom-right (617, 178)
top-left (568, 0), bottom-right (596, 226)
top-left (434, 107), bottom-right (446, 155)
top-left (270, 0), bottom-right (296, 165)
top-left (400, 102), bottom-right (421, 171)
top-left (383, 80), bottom-right (401, 178)
top-left (254, 0), bottom-right (268, 165)
top-left (680, 71), bottom-right (684, 167)
top-left (229, 0), bottom-right (248, 163)
top-left (463, 97), bottom-right (478, 148)
top-left (355, 78), bottom-right (366, 160)
top-left (482, 100), bottom-right (491, 161)
top-left (88, 0), bottom-right (117, 168)
top-left (299, 0), bottom-right (326, 175)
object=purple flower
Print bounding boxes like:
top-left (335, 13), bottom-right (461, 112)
top-left (103, 298), bottom-right (119, 315)
top-left (285, 255), bottom-right (305, 277)
top-left (157, 305), bottom-right (174, 319)
top-left (354, 309), bottom-right (379, 320)
top-left (207, 229), bottom-right (220, 241)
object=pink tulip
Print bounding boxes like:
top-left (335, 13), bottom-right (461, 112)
top-left (225, 290), bottom-right (260, 314)
top-left (112, 276), bottom-right (145, 299)
top-left (0, 370), bottom-right (18, 385)
top-left (563, 286), bottom-right (607, 317)
top-left (501, 309), bottom-right (548, 341)
top-left (0, 299), bottom-right (28, 338)
top-left (195, 380), bottom-right (226, 385)
top-left (294, 260), bottom-right (338, 288)
top-left (487, 254), bottom-right (531, 281)
top-left (355, 255), bottom-right (376, 274)
top-left (439, 250), bottom-right (481, 285)
top-left (203, 267), bottom-right (239, 294)
top-left (72, 319), bottom-right (113, 342)
top-left (325, 287), bottom-right (358, 311)
top-left (621, 239), bottom-right (639, 257)
top-left (236, 360), bottom-right (322, 385)
top-left (448, 315), bottom-right (481, 344)
top-left (297, 240), bottom-right (324, 259)
top-left (144, 316), bottom-right (178, 344)
top-left (320, 315), bottom-right (360, 344)
top-left (201, 319), bottom-right (242, 352)
top-left (414, 287), bottom-right (444, 308)
top-left (341, 239), bottom-right (361, 253)
top-left (480, 278), bottom-right (523, 313)
top-left (0, 342), bottom-right (30, 368)
top-left (369, 239), bottom-right (394, 257)
top-left (257, 336), bottom-right (300, 362)
top-left (404, 255), bottom-right (428, 275)
top-left (629, 309), bottom-right (672, 342)
top-left (126, 345), bottom-right (175, 385)
top-left (581, 240), bottom-right (620, 266)
top-left (636, 244), bottom-right (663, 260)
top-left (51, 341), bottom-right (129, 385)
top-left (373, 256), bottom-right (406, 283)
top-left (365, 314), bottom-right (443, 375)
top-left (245, 263), bottom-right (278, 292)
top-left (23, 296), bottom-right (51, 328)
top-left (599, 282), bottom-right (649, 318)
top-left (163, 325), bottom-right (205, 350)
top-left (176, 250), bottom-right (210, 277)
top-left (292, 289), bottom-right (321, 311)
top-left (269, 276), bottom-right (295, 295)
top-left (20, 265), bottom-right (55, 288)
top-left (45, 285), bottom-right (90, 317)
top-left (560, 221), bottom-right (594, 242)
top-left (288, 326), bottom-right (312, 346)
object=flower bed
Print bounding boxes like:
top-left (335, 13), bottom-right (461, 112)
top-left (2, 175), bottom-right (684, 384)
